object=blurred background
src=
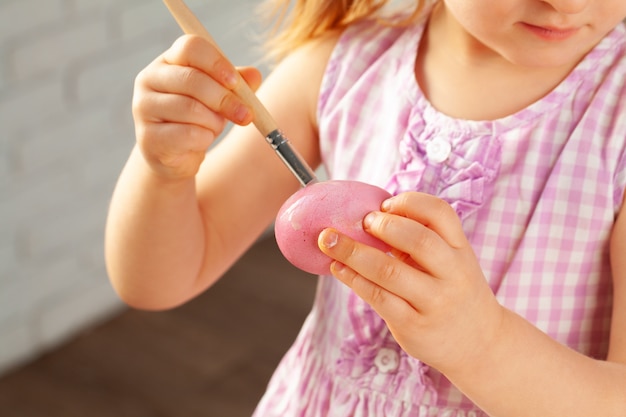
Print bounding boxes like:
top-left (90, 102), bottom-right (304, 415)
top-left (0, 0), bottom-right (316, 415)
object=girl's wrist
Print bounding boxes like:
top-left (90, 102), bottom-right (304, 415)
top-left (440, 303), bottom-right (512, 387)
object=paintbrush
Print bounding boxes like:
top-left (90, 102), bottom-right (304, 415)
top-left (162, 0), bottom-right (317, 187)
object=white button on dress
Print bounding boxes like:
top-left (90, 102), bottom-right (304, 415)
top-left (426, 137), bottom-right (452, 163)
top-left (373, 347), bottom-right (400, 373)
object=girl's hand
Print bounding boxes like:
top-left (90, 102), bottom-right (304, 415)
top-left (132, 34), bottom-right (262, 180)
top-left (318, 191), bottom-right (505, 375)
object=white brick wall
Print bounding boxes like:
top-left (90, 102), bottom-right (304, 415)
top-left (0, 0), bottom-right (263, 376)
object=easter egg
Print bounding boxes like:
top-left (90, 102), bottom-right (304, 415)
top-left (274, 180), bottom-right (392, 275)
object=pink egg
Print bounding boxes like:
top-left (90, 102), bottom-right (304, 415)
top-left (274, 180), bottom-right (392, 275)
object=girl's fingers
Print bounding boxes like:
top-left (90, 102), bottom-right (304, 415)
top-left (163, 35), bottom-right (240, 89)
top-left (139, 120), bottom-right (216, 155)
top-left (363, 211), bottom-right (458, 278)
top-left (364, 192), bottom-right (473, 278)
top-left (318, 228), bottom-right (437, 310)
top-left (137, 35), bottom-right (254, 125)
top-left (237, 66), bottom-right (263, 92)
top-left (382, 192), bottom-right (467, 248)
top-left (330, 260), bottom-right (420, 328)
top-left (134, 89), bottom-right (227, 132)
top-left (140, 61), bottom-right (252, 125)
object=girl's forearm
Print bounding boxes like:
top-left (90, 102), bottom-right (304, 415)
top-left (445, 308), bottom-right (626, 417)
top-left (105, 146), bottom-right (208, 310)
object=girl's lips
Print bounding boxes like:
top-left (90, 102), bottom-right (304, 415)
top-left (521, 22), bottom-right (580, 41)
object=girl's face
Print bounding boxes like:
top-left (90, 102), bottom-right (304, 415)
top-left (441, 0), bottom-right (626, 68)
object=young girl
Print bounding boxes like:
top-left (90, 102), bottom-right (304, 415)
top-left (105, 0), bottom-right (626, 415)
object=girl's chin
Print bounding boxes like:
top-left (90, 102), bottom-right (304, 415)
top-left (501, 48), bottom-right (586, 71)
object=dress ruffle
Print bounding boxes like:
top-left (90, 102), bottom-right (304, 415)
top-left (336, 293), bottom-right (437, 406)
top-left (385, 109), bottom-right (502, 222)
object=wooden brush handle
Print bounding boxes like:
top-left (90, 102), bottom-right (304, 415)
top-left (162, 0), bottom-right (277, 136)
top-left (162, 0), bottom-right (318, 187)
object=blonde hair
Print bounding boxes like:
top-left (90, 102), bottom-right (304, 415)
top-left (259, 0), bottom-right (427, 62)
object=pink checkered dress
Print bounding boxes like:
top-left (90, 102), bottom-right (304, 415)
top-left (253, 16), bottom-right (626, 417)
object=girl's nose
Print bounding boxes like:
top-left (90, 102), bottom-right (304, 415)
top-left (542, 0), bottom-right (588, 14)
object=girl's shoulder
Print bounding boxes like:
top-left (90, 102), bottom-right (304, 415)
top-left (330, 16), bottom-right (426, 73)
top-left (318, 16), bottom-right (427, 111)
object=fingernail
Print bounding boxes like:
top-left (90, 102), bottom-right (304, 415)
top-left (331, 261), bottom-right (346, 274)
top-left (363, 212), bottom-right (376, 229)
top-left (234, 105), bottom-right (250, 123)
top-left (319, 229), bottom-right (339, 249)
top-left (381, 199), bottom-right (392, 212)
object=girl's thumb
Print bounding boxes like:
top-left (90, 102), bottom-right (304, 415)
top-left (237, 66), bottom-right (263, 92)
